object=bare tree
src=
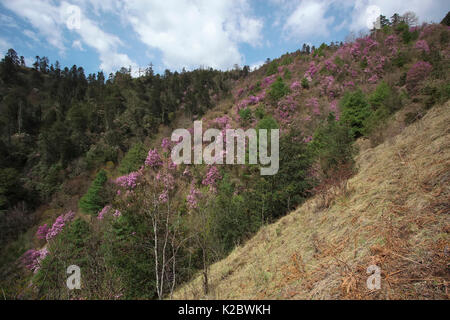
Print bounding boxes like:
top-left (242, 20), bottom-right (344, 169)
top-left (402, 11), bottom-right (419, 27)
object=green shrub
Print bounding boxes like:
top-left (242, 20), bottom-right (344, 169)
top-left (340, 90), bottom-right (372, 139)
top-left (238, 108), bottom-right (252, 125)
top-left (255, 106), bottom-right (265, 119)
top-left (78, 170), bottom-right (108, 214)
top-left (268, 77), bottom-right (290, 103)
top-left (308, 114), bottom-right (355, 176)
top-left (85, 143), bottom-right (117, 169)
top-left (301, 78), bottom-right (310, 89)
top-left (118, 142), bottom-right (147, 174)
top-left (266, 61), bottom-right (278, 76)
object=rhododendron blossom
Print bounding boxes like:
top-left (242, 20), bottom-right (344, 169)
top-left (161, 138), bottom-right (171, 151)
top-left (36, 224), bottom-right (49, 240)
top-left (415, 40), bottom-right (430, 53)
top-left (202, 166), bottom-right (221, 191)
top-left (46, 211), bottom-right (75, 241)
top-left (186, 186), bottom-right (202, 210)
top-left (97, 205), bottom-right (112, 220)
top-left (22, 248), bottom-right (49, 273)
top-left (145, 149), bottom-right (163, 167)
top-left (115, 171), bottom-right (141, 189)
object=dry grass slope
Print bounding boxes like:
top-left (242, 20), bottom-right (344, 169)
top-left (173, 101), bottom-right (450, 300)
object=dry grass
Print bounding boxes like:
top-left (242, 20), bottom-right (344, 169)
top-left (172, 101), bottom-right (450, 300)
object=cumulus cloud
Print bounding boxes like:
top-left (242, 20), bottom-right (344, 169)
top-left (282, 0), bottom-right (335, 39)
top-left (348, 0), bottom-right (449, 32)
top-left (1, 0), bottom-right (137, 74)
top-left (120, 0), bottom-right (263, 70)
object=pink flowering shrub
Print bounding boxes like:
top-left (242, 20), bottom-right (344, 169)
top-left (290, 81), bottom-right (301, 90)
top-left (202, 166), bottom-right (222, 192)
top-left (320, 76), bottom-right (338, 98)
top-left (324, 58), bottom-right (338, 73)
top-left (46, 211), bottom-right (75, 241)
top-left (145, 149), bottom-right (163, 167)
top-left (156, 171), bottom-right (175, 203)
top-left (262, 75), bottom-right (276, 88)
top-left (186, 185), bottom-right (202, 210)
top-left (276, 95), bottom-right (297, 124)
top-left (384, 34), bottom-right (399, 56)
top-left (36, 224), bottom-right (49, 240)
top-left (368, 74), bottom-right (379, 84)
top-left (406, 61), bottom-right (432, 92)
top-left (304, 62), bottom-right (318, 79)
top-left (97, 205), bottom-right (112, 220)
top-left (21, 248), bottom-right (49, 273)
top-left (329, 100), bottom-right (340, 121)
top-left (415, 40), bottom-right (430, 53)
top-left (161, 138), bottom-right (171, 151)
top-left (115, 171), bottom-right (141, 190)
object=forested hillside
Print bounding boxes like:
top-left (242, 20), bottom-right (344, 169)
top-left (0, 14), bottom-right (449, 299)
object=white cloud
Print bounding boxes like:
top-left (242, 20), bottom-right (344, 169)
top-left (2, 0), bottom-right (66, 52)
top-left (2, 0), bottom-right (137, 74)
top-left (23, 29), bottom-right (40, 42)
top-left (120, 0), bottom-right (263, 70)
top-left (283, 0), bottom-right (334, 39)
top-left (72, 39), bottom-right (84, 51)
top-left (0, 13), bottom-right (18, 28)
top-left (250, 60), bottom-right (264, 71)
top-left (348, 0), bottom-right (449, 32)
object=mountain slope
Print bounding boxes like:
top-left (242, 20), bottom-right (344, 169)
top-left (173, 101), bottom-right (450, 300)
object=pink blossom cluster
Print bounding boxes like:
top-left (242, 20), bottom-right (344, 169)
top-left (320, 76), bottom-right (337, 98)
top-left (97, 205), bottom-right (112, 220)
top-left (384, 34), bottom-right (399, 56)
top-left (290, 81), bottom-right (301, 90)
top-left (276, 95), bottom-right (297, 124)
top-left (305, 62), bottom-right (318, 78)
top-left (145, 148), bottom-right (163, 167)
top-left (363, 54), bottom-right (387, 77)
top-left (46, 211), bottom-right (75, 241)
top-left (324, 59), bottom-right (338, 73)
top-left (21, 248), bottom-right (49, 273)
top-left (237, 91), bottom-right (266, 110)
top-left (161, 138), bottom-right (171, 151)
top-left (361, 36), bottom-right (379, 55)
top-left (329, 100), bottom-right (340, 121)
top-left (213, 115), bottom-right (231, 129)
top-left (368, 74), bottom-right (379, 84)
top-left (343, 81), bottom-right (355, 89)
top-left (36, 224), bottom-right (49, 240)
top-left (415, 40), bottom-right (430, 53)
top-left (406, 61), bottom-right (433, 91)
top-left (202, 166), bottom-right (222, 192)
top-left (115, 171), bottom-right (141, 190)
top-left (303, 136), bottom-right (313, 143)
top-left (113, 209), bottom-right (121, 218)
top-left (186, 185), bottom-right (202, 210)
top-left (262, 75), bottom-right (276, 88)
top-left (156, 171), bottom-right (175, 204)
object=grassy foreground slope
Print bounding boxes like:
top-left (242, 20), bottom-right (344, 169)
top-left (173, 101), bottom-right (449, 300)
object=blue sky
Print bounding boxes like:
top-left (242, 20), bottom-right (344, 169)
top-left (0, 0), bottom-right (447, 76)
